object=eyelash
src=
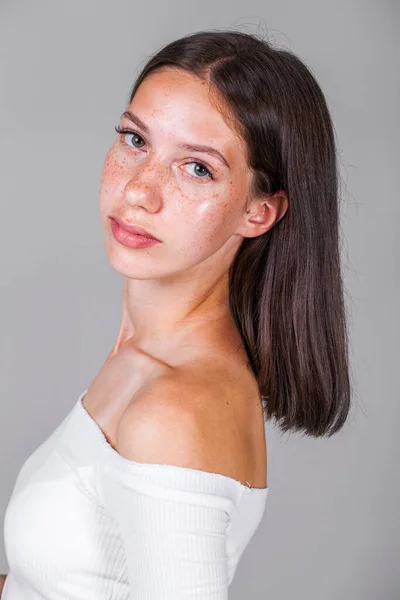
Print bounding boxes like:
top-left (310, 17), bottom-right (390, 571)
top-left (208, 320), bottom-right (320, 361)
top-left (114, 125), bottom-right (215, 181)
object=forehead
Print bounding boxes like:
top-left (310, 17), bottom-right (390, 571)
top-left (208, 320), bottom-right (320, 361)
top-left (126, 68), bottom-right (245, 162)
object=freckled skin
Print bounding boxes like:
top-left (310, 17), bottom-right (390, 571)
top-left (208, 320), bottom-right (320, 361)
top-left (98, 67), bottom-right (287, 354)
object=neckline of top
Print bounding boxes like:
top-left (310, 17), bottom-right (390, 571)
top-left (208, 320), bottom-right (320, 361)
top-left (75, 389), bottom-right (268, 494)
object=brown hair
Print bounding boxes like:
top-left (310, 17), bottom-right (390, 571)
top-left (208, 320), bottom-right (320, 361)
top-left (126, 29), bottom-right (353, 438)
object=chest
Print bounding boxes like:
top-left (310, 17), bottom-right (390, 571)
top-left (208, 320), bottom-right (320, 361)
top-left (3, 410), bottom-right (130, 599)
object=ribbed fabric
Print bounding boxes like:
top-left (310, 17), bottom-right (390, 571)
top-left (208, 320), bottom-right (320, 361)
top-left (2, 389), bottom-right (269, 599)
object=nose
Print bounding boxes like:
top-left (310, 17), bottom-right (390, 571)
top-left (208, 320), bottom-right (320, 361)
top-left (123, 159), bottom-right (164, 212)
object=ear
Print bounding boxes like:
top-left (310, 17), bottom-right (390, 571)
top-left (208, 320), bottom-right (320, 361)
top-left (240, 189), bottom-right (288, 239)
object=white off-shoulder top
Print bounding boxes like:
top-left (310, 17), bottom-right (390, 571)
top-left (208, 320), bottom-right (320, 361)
top-left (2, 388), bottom-right (269, 599)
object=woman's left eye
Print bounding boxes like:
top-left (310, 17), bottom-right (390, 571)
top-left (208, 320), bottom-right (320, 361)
top-left (183, 162), bottom-right (214, 181)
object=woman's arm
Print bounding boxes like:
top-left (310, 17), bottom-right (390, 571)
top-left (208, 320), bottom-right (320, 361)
top-left (0, 574), bottom-right (7, 597)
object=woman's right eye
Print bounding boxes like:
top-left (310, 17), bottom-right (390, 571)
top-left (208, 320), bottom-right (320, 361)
top-left (114, 125), bottom-right (146, 148)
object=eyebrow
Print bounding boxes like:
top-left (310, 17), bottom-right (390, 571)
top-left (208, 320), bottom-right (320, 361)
top-left (120, 110), bottom-right (231, 169)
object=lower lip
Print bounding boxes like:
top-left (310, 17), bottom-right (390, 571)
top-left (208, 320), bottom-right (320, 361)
top-left (110, 219), bottom-right (161, 248)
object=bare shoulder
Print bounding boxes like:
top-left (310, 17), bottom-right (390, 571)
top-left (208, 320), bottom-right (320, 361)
top-left (115, 356), bottom-right (267, 488)
top-left (116, 372), bottom-right (213, 468)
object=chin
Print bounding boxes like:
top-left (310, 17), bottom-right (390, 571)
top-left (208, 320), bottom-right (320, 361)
top-left (102, 244), bottom-right (163, 280)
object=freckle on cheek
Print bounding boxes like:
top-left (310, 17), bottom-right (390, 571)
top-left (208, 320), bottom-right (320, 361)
top-left (103, 155), bottom-right (126, 185)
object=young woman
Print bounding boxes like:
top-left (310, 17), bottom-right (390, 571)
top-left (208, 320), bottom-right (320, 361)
top-left (1, 29), bottom-right (351, 599)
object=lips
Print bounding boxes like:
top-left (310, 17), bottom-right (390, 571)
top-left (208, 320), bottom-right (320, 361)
top-left (110, 216), bottom-right (161, 241)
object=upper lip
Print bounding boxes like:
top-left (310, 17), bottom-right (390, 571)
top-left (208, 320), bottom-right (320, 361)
top-left (111, 216), bottom-right (161, 241)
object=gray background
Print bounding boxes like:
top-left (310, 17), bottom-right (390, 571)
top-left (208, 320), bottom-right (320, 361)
top-left (0, 1), bottom-right (398, 598)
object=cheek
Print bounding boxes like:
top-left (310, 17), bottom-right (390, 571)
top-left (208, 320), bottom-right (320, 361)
top-left (202, 184), bottom-right (242, 234)
top-left (99, 148), bottom-right (127, 202)
top-left (179, 186), bottom-right (241, 250)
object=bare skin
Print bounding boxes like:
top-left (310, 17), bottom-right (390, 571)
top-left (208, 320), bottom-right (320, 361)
top-left (83, 67), bottom-right (288, 489)
top-left (0, 574), bottom-right (6, 596)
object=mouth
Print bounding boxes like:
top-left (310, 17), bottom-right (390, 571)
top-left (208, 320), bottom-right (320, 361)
top-left (109, 218), bottom-right (161, 249)
top-left (109, 216), bottom-right (161, 241)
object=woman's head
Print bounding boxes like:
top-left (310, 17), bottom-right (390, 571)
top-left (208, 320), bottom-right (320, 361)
top-left (100, 29), bottom-right (352, 438)
top-left (99, 63), bottom-right (287, 283)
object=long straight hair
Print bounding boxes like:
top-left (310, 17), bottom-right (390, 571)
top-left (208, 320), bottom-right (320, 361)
top-left (127, 29), bottom-right (353, 438)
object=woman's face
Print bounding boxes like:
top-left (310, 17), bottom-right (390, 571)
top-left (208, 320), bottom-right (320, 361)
top-left (99, 67), bottom-right (255, 281)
